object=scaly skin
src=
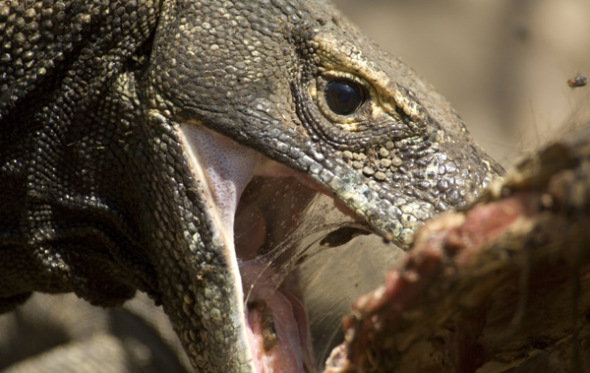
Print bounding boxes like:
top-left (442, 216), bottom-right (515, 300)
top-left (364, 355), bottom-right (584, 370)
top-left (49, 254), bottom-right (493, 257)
top-left (0, 1), bottom-right (502, 371)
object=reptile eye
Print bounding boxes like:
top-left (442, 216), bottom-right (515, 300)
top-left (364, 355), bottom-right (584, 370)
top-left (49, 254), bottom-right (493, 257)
top-left (324, 80), bottom-right (364, 115)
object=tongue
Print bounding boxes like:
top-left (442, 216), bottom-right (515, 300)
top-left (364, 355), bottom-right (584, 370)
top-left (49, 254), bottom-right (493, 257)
top-left (246, 291), bottom-right (312, 373)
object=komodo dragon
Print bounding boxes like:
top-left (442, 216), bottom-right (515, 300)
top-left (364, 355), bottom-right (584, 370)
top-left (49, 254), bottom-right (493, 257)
top-left (0, 0), bottom-right (502, 371)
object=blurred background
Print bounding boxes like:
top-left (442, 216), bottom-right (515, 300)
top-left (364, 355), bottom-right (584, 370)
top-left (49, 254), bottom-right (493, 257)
top-left (335, 0), bottom-right (590, 167)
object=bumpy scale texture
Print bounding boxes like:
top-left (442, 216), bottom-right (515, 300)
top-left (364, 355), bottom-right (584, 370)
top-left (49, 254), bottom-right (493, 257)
top-left (0, 0), bottom-right (502, 372)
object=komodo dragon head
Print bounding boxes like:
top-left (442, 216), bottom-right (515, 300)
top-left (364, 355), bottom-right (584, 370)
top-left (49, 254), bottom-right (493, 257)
top-left (0, 0), bottom-right (502, 371)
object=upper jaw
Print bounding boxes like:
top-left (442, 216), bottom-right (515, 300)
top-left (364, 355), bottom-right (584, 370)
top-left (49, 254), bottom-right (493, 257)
top-left (174, 113), bottom-right (499, 371)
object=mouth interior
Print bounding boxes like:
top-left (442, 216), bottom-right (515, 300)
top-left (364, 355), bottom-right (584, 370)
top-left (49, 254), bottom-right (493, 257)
top-left (235, 174), bottom-right (370, 372)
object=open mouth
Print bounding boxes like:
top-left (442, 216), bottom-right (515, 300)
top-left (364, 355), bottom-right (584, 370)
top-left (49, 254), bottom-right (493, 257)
top-left (177, 123), bottom-right (400, 372)
top-left (237, 173), bottom-right (374, 372)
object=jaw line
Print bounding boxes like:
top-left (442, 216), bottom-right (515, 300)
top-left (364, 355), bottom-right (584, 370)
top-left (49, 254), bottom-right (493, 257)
top-left (176, 122), bottom-right (258, 370)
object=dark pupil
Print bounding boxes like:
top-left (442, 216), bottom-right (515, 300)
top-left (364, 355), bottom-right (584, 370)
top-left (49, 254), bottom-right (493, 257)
top-left (325, 80), bottom-right (363, 115)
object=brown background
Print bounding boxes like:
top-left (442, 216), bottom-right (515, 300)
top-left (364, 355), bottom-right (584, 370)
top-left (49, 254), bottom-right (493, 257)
top-left (335, 0), bottom-right (590, 167)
